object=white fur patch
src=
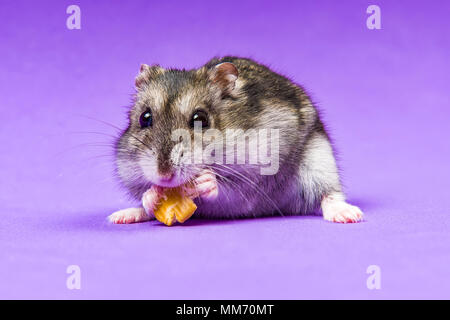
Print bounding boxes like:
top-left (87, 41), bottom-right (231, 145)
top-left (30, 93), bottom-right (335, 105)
top-left (233, 78), bottom-right (245, 91)
top-left (176, 91), bottom-right (195, 115)
top-left (300, 133), bottom-right (340, 202)
top-left (138, 149), bottom-right (158, 182)
top-left (138, 84), bottom-right (166, 111)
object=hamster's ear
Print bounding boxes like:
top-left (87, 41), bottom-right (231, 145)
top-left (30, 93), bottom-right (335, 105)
top-left (135, 64), bottom-right (165, 88)
top-left (210, 62), bottom-right (239, 94)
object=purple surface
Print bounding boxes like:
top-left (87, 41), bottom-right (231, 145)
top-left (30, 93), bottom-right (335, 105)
top-left (1, 0), bottom-right (449, 299)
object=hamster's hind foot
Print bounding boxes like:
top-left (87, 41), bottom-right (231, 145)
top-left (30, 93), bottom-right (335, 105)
top-left (321, 194), bottom-right (364, 223)
top-left (108, 207), bottom-right (152, 224)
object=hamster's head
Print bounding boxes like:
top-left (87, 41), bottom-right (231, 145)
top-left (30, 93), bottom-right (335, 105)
top-left (115, 62), bottom-right (239, 199)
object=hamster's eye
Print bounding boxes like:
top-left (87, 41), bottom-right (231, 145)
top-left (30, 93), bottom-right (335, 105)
top-left (189, 110), bottom-right (209, 129)
top-left (139, 109), bottom-right (153, 128)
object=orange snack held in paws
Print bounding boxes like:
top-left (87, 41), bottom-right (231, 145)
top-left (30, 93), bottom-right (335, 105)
top-left (153, 188), bottom-right (197, 226)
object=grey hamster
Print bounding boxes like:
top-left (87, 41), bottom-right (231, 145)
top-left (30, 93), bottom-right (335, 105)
top-left (109, 56), bottom-right (363, 224)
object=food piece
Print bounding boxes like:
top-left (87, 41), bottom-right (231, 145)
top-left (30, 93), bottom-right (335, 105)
top-left (153, 187), bottom-right (197, 226)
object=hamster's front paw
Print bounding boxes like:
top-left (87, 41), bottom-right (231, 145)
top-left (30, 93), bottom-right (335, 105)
top-left (185, 169), bottom-right (218, 201)
top-left (108, 207), bottom-right (151, 224)
top-left (142, 186), bottom-right (164, 215)
top-left (321, 197), bottom-right (363, 223)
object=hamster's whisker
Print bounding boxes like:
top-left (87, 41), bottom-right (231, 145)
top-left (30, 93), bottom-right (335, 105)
top-left (211, 164), bottom-right (283, 216)
top-left (203, 171), bottom-right (233, 215)
top-left (191, 178), bottom-right (203, 206)
top-left (66, 131), bottom-right (120, 139)
top-left (75, 114), bottom-right (154, 151)
top-left (125, 135), bottom-right (151, 151)
top-left (70, 155), bottom-right (116, 170)
top-left (75, 114), bottom-right (151, 148)
top-left (216, 168), bottom-right (274, 214)
top-left (75, 114), bottom-right (124, 134)
top-left (83, 154), bottom-right (116, 161)
top-left (52, 143), bottom-right (115, 159)
top-left (202, 165), bottom-right (248, 207)
top-left (213, 166), bottom-right (271, 217)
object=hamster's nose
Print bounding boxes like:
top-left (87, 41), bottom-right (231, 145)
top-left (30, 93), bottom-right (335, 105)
top-left (156, 172), bottom-right (179, 187)
top-left (159, 172), bottom-right (174, 182)
top-left (157, 151), bottom-right (175, 181)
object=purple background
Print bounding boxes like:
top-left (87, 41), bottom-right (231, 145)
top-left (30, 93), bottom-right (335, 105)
top-left (1, 0), bottom-right (449, 299)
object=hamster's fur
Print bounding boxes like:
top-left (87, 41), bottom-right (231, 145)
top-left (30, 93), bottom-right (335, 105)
top-left (109, 57), bottom-right (363, 224)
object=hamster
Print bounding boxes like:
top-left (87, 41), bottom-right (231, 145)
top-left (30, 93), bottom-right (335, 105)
top-left (108, 56), bottom-right (363, 224)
